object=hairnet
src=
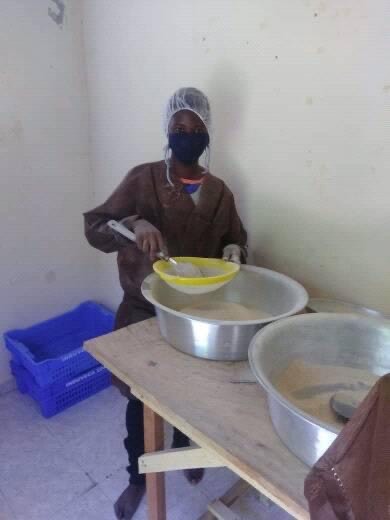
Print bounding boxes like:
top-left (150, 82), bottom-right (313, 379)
top-left (163, 87), bottom-right (211, 136)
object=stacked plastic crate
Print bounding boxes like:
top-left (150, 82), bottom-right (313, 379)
top-left (4, 301), bottom-right (114, 418)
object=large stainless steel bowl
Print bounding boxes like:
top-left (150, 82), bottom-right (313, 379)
top-left (307, 297), bottom-right (389, 319)
top-left (249, 313), bottom-right (390, 466)
top-left (141, 265), bottom-right (308, 361)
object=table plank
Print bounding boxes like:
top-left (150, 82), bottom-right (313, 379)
top-left (85, 319), bottom-right (309, 519)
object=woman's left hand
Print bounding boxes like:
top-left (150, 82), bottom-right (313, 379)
top-left (222, 244), bottom-right (241, 265)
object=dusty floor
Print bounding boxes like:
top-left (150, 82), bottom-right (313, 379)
top-left (0, 384), bottom-right (292, 519)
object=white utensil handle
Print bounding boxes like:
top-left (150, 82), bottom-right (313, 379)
top-left (107, 219), bottom-right (167, 260)
top-left (107, 220), bottom-right (136, 242)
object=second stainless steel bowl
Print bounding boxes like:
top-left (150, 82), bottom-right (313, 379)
top-left (249, 313), bottom-right (390, 466)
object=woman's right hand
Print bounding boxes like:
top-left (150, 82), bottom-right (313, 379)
top-left (132, 219), bottom-right (166, 261)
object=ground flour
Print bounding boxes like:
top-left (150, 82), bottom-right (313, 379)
top-left (276, 360), bottom-right (378, 429)
top-left (180, 301), bottom-right (270, 321)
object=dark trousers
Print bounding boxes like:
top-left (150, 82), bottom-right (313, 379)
top-left (124, 399), bottom-right (190, 486)
top-left (114, 295), bottom-right (190, 486)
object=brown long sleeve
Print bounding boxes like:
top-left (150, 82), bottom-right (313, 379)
top-left (305, 373), bottom-right (390, 519)
top-left (221, 191), bottom-right (248, 260)
top-left (83, 167), bottom-right (144, 253)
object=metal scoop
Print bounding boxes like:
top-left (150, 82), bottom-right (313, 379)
top-left (107, 220), bottom-right (202, 278)
top-left (330, 388), bottom-right (371, 420)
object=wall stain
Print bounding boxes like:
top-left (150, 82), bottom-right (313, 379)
top-left (341, 7), bottom-right (352, 17)
top-left (332, 7), bottom-right (351, 19)
top-left (0, 120), bottom-right (23, 145)
top-left (45, 270), bottom-right (57, 284)
top-left (318, 1), bottom-right (327, 13)
top-left (383, 84), bottom-right (390, 94)
top-left (305, 96), bottom-right (313, 105)
top-left (208, 16), bottom-right (219, 24)
top-left (48, 0), bottom-right (65, 27)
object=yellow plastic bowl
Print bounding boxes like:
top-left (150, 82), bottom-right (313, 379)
top-left (153, 257), bottom-right (240, 295)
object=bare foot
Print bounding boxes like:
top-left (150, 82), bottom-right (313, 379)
top-left (114, 484), bottom-right (145, 519)
top-left (171, 433), bottom-right (205, 486)
top-left (184, 467), bottom-right (205, 485)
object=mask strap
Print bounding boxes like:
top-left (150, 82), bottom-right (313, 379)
top-left (203, 145), bottom-right (210, 173)
top-left (164, 145), bottom-right (174, 187)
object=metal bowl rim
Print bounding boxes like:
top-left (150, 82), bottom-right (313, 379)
top-left (248, 312), bottom-right (390, 434)
top-left (141, 265), bottom-right (309, 326)
top-left (307, 297), bottom-right (388, 319)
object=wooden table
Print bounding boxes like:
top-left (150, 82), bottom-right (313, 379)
top-left (85, 318), bottom-right (309, 520)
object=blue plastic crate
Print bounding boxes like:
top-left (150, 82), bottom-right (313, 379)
top-left (4, 301), bottom-right (114, 386)
top-left (10, 360), bottom-right (111, 418)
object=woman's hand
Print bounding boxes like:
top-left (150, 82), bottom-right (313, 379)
top-left (132, 219), bottom-right (165, 261)
top-left (222, 244), bottom-right (241, 265)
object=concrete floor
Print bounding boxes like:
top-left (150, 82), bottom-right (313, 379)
top-left (0, 384), bottom-right (292, 519)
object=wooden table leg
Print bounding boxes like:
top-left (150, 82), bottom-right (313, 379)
top-left (143, 405), bottom-right (166, 520)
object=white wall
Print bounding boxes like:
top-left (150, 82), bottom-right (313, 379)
top-left (82, 0), bottom-right (390, 314)
top-left (3, 2), bottom-right (386, 383)
top-left (0, 1), bottom-right (97, 384)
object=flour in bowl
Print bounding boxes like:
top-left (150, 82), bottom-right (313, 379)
top-left (180, 301), bottom-right (270, 321)
top-left (276, 360), bottom-right (378, 429)
top-left (167, 265), bottom-right (223, 278)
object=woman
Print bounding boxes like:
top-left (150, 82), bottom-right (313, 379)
top-left (84, 87), bottom-right (247, 520)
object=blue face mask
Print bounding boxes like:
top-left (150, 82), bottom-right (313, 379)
top-left (168, 132), bottom-right (209, 165)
